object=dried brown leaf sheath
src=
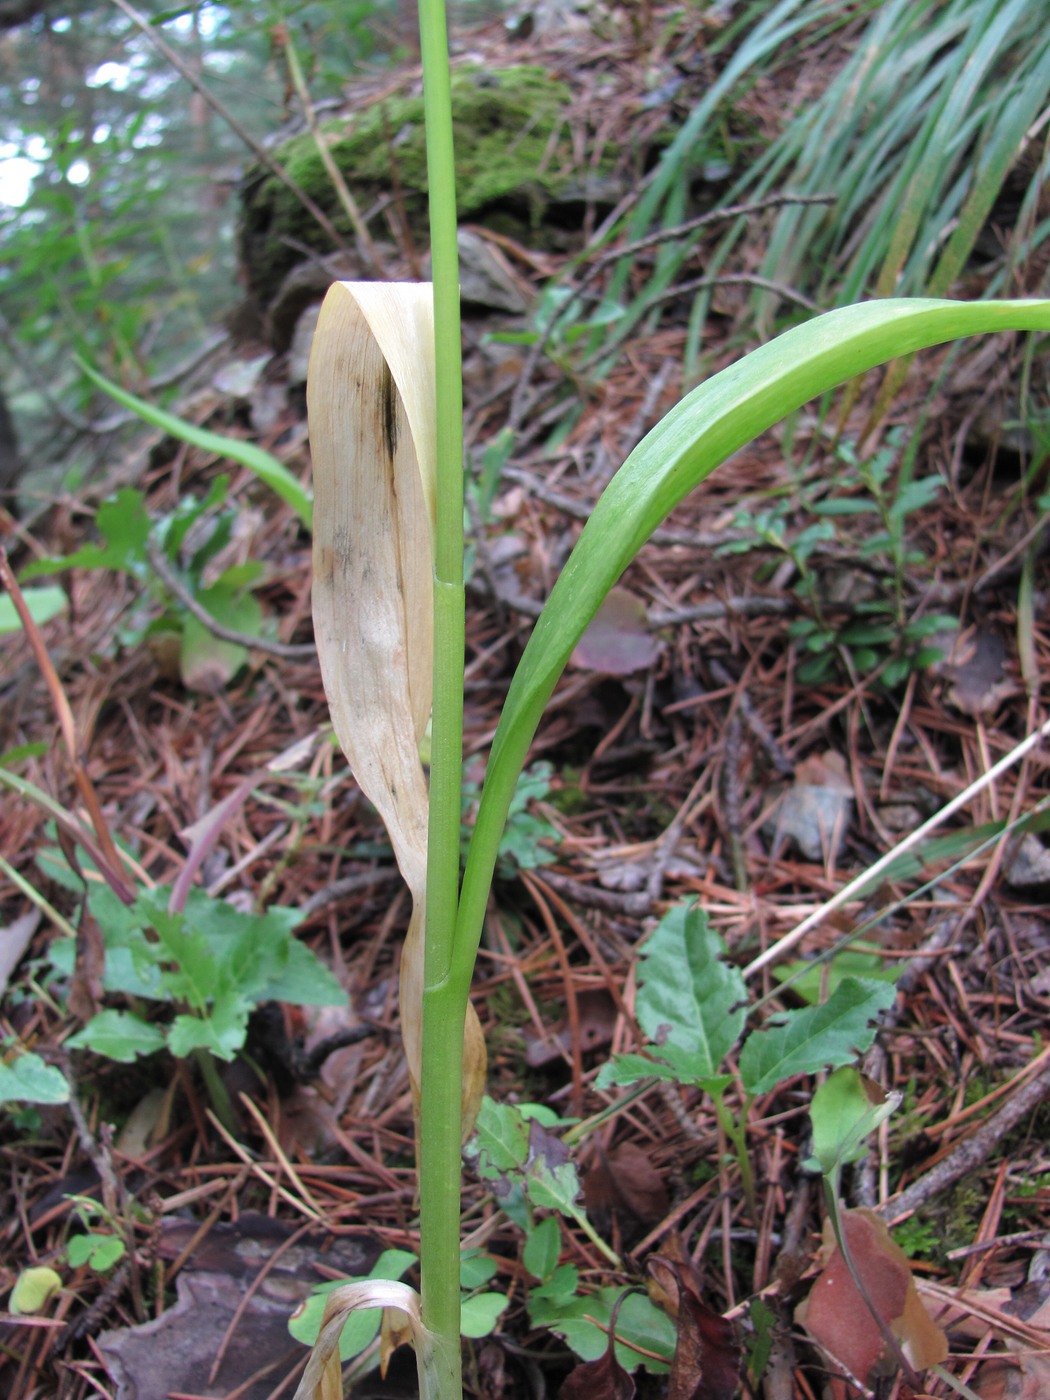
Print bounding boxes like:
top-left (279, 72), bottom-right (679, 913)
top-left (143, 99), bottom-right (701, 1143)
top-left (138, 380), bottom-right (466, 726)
top-left (308, 282), bottom-right (484, 1135)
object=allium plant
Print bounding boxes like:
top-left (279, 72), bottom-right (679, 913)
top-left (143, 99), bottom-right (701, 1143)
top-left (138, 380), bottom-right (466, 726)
top-left (297, 2), bottom-right (1050, 1396)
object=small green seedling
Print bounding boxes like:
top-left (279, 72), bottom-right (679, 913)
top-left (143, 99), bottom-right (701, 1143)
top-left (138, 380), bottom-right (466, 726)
top-left (464, 1097), bottom-right (676, 1372)
top-left (722, 430), bottom-right (958, 688)
top-left (799, 1068), bottom-right (952, 1394)
top-left (22, 478), bottom-right (270, 688)
top-left (597, 903), bottom-right (898, 1215)
top-left (65, 1197), bottom-right (128, 1274)
top-left (66, 1232), bottom-right (126, 1273)
top-left (48, 877), bottom-right (345, 1063)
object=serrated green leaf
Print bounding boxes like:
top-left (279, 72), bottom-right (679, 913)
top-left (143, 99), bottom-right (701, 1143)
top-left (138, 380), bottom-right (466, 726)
top-left (20, 488), bottom-right (150, 579)
top-left (596, 1051), bottom-right (684, 1089)
top-left (739, 977), bottom-right (897, 1095)
top-left (464, 1097), bottom-right (532, 1177)
top-left (167, 996), bottom-right (249, 1061)
top-left (624, 904), bottom-right (746, 1085)
top-left (524, 1119), bottom-right (582, 1216)
top-left (464, 1097), bottom-right (568, 1181)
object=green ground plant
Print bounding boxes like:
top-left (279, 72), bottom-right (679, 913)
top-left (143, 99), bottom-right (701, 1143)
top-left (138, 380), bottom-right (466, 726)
top-left (597, 903), bottom-right (898, 1216)
top-left (22, 478), bottom-right (270, 689)
top-left (39, 842), bottom-right (345, 1127)
top-left (720, 425), bottom-right (959, 687)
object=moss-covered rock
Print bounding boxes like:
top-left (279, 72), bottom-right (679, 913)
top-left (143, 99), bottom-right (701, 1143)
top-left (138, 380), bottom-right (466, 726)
top-left (238, 65), bottom-right (626, 306)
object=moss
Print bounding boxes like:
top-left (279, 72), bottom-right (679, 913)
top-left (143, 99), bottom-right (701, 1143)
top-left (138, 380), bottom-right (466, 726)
top-left (239, 65), bottom-right (609, 303)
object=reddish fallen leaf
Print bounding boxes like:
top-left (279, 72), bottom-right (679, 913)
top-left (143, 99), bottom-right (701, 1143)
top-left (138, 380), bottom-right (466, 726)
top-left (584, 1142), bottom-right (669, 1228)
top-left (525, 988), bottom-right (617, 1067)
top-left (648, 1256), bottom-right (741, 1400)
top-left (975, 1355), bottom-right (1050, 1400)
top-left (570, 586), bottom-right (660, 676)
top-left (795, 1208), bottom-right (947, 1392)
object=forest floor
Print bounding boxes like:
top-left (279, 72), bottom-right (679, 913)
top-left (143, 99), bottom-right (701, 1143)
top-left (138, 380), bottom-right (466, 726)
top-left (2, 7), bottom-right (1050, 1400)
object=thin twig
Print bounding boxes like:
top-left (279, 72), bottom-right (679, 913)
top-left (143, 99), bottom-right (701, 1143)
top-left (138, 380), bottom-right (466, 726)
top-left (146, 537), bottom-right (316, 659)
top-left (111, 0), bottom-right (353, 262)
top-left (879, 1051), bottom-right (1050, 1225)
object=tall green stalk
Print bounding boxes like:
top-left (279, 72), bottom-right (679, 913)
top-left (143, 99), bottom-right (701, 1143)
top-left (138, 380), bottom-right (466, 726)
top-left (417, 0), bottom-right (466, 1395)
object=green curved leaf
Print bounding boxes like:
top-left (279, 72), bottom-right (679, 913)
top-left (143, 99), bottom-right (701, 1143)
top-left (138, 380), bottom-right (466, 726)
top-left (77, 357), bottom-right (312, 528)
top-left (0, 1050), bottom-right (69, 1106)
top-left (457, 298), bottom-right (1050, 985)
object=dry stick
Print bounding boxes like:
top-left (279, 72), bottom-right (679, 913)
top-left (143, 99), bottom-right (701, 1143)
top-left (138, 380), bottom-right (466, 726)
top-left (878, 1052), bottom-right (1050, 1226)
top-left (584, 193), bottom-right (839, 280)
top-left (855, 918), bottom-right (960, 1209)
top-left (110, 0), bottom-right (353, 262)
top-left (277, 28), bottom-right (386, 275)
top-left (145, 537), bottom-right (316, 660)
top-left (742, 713), bottom-right (1050, 981)
top-left (61, 1063), bottom-right (146, 1321)
top-left (0, 549), bottom-right (134, 900)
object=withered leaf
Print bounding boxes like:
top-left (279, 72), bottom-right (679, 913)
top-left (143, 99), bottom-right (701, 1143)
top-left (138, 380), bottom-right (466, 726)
top-left (795, 1208), bottom-right (947, 1388)
top-left (649, 1257), bottom-right (741, 1400)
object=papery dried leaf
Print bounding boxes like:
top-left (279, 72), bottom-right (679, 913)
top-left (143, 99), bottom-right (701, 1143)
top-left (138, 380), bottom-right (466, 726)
top-left (380, 1305), bottom-right (415, 1378)
top-left (649, 1257), bottom-right (741, 1400)
top-left (309, 281), bottom-right (485, 1137)
top-left (292, 1279), bottom-right (430, 1400)
top-left (309, 282), bottom-right (435, 897)
top-left (796, 1208), bottom-right (947, 1388)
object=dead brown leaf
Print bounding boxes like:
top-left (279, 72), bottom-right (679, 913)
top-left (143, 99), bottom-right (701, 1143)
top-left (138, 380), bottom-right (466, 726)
top-left (648, 1256), bottom-right (741, 1400)
top-left (796, 1208), bottom-right (947, 1391)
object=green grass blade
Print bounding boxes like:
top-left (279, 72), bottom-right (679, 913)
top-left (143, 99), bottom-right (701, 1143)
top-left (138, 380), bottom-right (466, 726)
top-left (77, 357), bottom-right (313, 528)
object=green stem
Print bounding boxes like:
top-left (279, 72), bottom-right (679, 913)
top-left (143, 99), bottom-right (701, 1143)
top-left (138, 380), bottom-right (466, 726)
top-left (417, 0), bottom-right (465, 1397)
top-left (194, 1047), bottom-right (236, 1134)
top-left (712, 1088), bottom-right (757, 1221)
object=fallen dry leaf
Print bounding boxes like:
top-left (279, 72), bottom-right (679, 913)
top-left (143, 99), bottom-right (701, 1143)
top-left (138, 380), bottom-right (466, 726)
top-left (796, 1208), bottom-right (947, 1392)
top-left (648, 1256), bottom-right (741, 1400)
top-left (570, 585), bottom-right (660, 676)
top-left (583, 1141), bottom-right (669, 1230)
top-left (99, 1216), bottom-right (379, 1400)
top-left (768, 750), bottom-right (853, 862)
